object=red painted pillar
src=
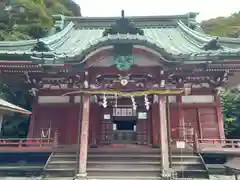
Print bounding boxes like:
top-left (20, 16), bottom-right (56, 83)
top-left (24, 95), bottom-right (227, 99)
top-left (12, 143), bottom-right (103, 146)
top-left (76, 94), bottom-right (90, 179)
top-left (89, 103), bottom-right (99, 147)
top-left (151, 101), bottom-right (160, 146)
top-left (27, 102), bottom-right (37, 138)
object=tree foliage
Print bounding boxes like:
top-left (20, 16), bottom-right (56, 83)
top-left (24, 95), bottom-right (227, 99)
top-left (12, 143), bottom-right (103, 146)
top-left (202, 12), bottom-right (240, 37)
top-left (0, 0), bottom-right (81, 40)
top-left (0, 81), bottom-right (33, 138)
top-left (220, 88), bottom-right (240, 138)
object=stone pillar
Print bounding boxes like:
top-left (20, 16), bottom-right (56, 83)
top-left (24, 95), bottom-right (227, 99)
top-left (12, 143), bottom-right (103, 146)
top-left (76, 94), bottom-right (90, 179)
top-left (159, 95), bottom-right (170, 177)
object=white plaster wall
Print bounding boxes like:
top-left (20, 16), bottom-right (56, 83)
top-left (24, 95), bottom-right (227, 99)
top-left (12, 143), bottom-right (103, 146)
top-left (182, 95), bottom-right (215, 103)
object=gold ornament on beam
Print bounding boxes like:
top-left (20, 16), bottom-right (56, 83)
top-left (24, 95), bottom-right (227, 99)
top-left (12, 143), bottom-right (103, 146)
top-left (120, 79), bottom-right (128, 86)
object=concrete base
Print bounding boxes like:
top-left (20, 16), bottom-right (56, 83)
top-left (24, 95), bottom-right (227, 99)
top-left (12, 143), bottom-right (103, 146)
top-left (75, 173), bottom-right (87, 180)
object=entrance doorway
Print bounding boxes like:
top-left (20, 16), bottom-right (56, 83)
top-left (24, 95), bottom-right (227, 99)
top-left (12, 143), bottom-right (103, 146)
top-left (112, 119), bottom-right (137, 144)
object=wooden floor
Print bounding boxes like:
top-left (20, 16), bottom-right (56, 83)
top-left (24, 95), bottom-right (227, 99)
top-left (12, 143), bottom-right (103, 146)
top-left (0, 143), bottom-right (238, 155)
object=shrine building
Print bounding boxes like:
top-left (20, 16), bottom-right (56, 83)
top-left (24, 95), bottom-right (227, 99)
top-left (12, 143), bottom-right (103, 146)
top-left (0, 12), bottom-right (240, 179)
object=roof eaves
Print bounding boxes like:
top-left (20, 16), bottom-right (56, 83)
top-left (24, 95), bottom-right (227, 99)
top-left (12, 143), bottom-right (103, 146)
top-left (0, 98), bottom-right (31, 115)
top-left (0, 22), bottom-right (74, 53)
top-left (29, 33), bottom-right (240, 63)
top-left (40, 22), bottom-right (74, 46)
top-left (52, 34), bottom-right (183, 63)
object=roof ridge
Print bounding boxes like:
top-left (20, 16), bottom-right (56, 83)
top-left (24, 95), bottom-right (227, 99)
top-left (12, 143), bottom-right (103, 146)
top-left (64, 12), bottom-right (197, 20)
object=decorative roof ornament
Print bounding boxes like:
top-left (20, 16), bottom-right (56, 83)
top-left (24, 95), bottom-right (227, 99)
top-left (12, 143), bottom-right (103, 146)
top-left (115, 55), bottom-right (134, 71)
top-left (31, 40), bottom-right (50, 52)
top-left (102, 10), bottom-right (144, 71)
top-left (102, 10), bottom-right (144, 36)
top-left (202, 37), bottom-right (223, 51)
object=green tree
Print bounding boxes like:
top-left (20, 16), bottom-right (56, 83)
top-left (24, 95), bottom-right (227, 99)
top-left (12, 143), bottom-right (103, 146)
top-left (0, 81), bottom-right (32, 138)
top-left (0, 0), bottom-right (81, 40)
top-left (220, 88), bottom-right (240, 138)
top-left (202, 11), bottom-right (240, 37)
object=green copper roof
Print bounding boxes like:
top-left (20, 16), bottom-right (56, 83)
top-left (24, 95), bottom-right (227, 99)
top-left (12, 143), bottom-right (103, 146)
top-left (1, 13), bottom-right (240, 63)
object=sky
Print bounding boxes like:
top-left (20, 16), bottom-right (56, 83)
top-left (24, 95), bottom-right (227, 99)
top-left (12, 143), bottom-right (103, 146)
top-left (74, 0), bottom-right (240, 21)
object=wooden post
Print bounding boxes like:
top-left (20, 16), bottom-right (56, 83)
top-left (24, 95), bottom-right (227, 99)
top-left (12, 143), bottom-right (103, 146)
top-left (75, 95), bottom-right (83, 175)
top-left (159, 95), bottom-right (170, 177)
top-left (166, 96), bottom-right (172, 168)
top-left (193, 131), bottom-right (199, 151)
top-left (177, 95), bottom-right (184, 139)
top-left (76, 94), bottom-right (90, 180)
top-left (53, 129), bottom-right (58, 147)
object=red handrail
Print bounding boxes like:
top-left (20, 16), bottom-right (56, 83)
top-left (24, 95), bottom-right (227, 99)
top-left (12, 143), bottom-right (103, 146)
top-left (0, 137), bottom-right (55, 148)
top-left (198, 138), bottom-right (240, 148)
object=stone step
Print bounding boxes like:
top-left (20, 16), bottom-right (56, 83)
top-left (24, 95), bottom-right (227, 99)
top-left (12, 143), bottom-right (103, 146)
top-left (43, 178), bottom-right (72, 180)
top-left (45, 167), bottom-right (75, 171)
top-left (87, 176), bottom-right (161, 180)
top-left (46, 164), bottom-right (75, 169)
top-left (51, 154), bottom-right (76, 158)
top-left (44, 168), bottom-right (75, 178)
top-left (88, 153), bottom-right (199, 158)
top-left (49, 160), bottom-right (76, 164)
top-left (87, 171), bottom-right (161, 177)
top-left (44, 177), bottom-right (161, 180)
top-left (88, 156), bottom-right (200, 162)
top-left (87, 160), bottom-right (202, 165)
top-left (88, 147), bottom-right (195, 153)
top-left (87, 161), bottom-right (161, 165)
top-left (50, 156), bottom-right (76, 161)
top-left (87, 164), bottom-right (205, 171)
top-left (53, 153), bottom-right (198, 158)
top-left (88, 148), bottom-right (161, 154)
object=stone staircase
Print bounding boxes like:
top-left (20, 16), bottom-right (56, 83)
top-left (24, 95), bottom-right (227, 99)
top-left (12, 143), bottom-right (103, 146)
top-left (170, 149), bottom-right (209, 179)
top-left (87, 147), bottom-right (161, 180)
top-left (87, 147), bottom-right (209, 179)
top-left (43, 152), bottom-right (77, 179)
top-left (42, 147), bottom-right (209, 180)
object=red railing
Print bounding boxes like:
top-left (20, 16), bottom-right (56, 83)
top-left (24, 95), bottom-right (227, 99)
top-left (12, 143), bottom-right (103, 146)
top-left (0, 130), bottom-right (59, 148)
top-left (0, 138), bottom-right (54, 148)
top-left (198, 138), bottom-right (240, 148)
